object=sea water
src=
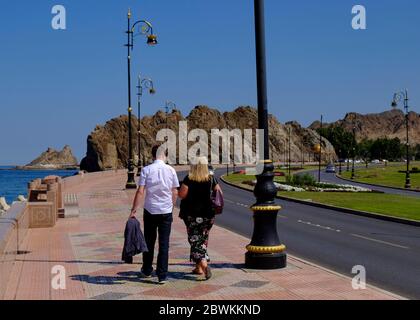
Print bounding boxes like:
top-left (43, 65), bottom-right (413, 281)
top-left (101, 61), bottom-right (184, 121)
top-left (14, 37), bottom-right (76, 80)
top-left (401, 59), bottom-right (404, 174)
top-left (0, 166), bottom-right (78, 205)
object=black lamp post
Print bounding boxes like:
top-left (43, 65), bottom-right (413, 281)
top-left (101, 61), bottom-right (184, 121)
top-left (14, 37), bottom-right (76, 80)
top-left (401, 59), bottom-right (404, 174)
top-left (351, 114), bottom-right (357, 180)
top-left (346, 151), bottom-right (350, 172)
top-left (164, 101), bottom-right (176, 140)
top-left (245, 0), bottom-right (286, 270)
top-left (125, 9), bottom-right (157, 189)
top-left (392, 90), bottom-right (411, 189)
top-left (288, 127), bottom-right (291, 178)
top-left (136, 76), bottom-right (155, 176)
top-left (318, 115), bottom-right (323, 183)
top-left (301, 141), bottom-right (305, 168)
top-left (283, 143), bottom-right (287, 166)
top-left (338, 149), bottom-right (342, 175)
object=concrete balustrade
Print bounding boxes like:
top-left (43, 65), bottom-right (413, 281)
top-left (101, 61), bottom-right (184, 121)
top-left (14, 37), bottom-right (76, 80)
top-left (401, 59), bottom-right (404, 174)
top-left (27, 175), bottom-right (62, 228)
top-left (0, 203), bottom-right (29, 299)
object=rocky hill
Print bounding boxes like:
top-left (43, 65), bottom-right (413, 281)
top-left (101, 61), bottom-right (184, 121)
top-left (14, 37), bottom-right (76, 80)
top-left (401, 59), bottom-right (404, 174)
top-left (310, 109), bottom-right (420, 143)
top-left (22, 145), bottom-right (78, 169)
top-left (80, 106), bottom-right (336, 172)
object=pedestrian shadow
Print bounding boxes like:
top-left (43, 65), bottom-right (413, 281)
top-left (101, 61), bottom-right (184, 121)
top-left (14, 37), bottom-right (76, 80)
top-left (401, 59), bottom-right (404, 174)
top-left (69, 261), bottom-right (244, 287)
top-left (70, 270), bottom-right (198, 286)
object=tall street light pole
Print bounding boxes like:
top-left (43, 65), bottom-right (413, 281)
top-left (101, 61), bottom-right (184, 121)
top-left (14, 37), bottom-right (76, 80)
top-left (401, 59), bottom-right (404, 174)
top-left (351, 114), bottom-right (357, 180)
top-left (288, 127), bottom-right (291, 178)
top-left (318, 115), bottom-right (323, 183)
top-left (245, 0), bottom-right (286, 270)
top-left (136, 76), bottom-right (155, 176)
top-left (392, 90), bottom-right (411, 189)
top-left (164, 101), bottom-right (177, 140)
top-left (339, 149), bottom-right (342, 175)
top-left (125, 9), bottom-right (158, 189)
top-left (301, 141), bottom-right (305, 168)
top-left (346, 151), bottom-right (350, 172)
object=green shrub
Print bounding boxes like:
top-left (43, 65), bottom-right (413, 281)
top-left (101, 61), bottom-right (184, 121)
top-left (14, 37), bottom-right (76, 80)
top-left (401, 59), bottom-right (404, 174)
top-left (286, 173), bottom-right (317, 187)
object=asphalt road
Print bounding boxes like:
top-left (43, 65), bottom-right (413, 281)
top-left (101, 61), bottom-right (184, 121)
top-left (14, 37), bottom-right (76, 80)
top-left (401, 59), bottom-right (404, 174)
top-left (177, 169), bottom-right (420, 299)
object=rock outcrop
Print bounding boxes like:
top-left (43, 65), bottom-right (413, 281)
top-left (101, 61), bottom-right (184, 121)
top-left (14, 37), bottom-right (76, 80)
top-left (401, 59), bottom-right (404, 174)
top-left (80, 106), bottom-right (336, 172)
top-left (0, 197), bottom-right (10, 215)
top-left (310, 109), bottom-right (420, 143)
top-left (23, 145), bottom-right (78, 169)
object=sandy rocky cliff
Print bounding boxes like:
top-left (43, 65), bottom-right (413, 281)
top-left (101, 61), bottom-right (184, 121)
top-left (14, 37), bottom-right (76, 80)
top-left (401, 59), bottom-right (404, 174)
top-left (21, 145), bottom-right (78, 170)
top-left (80, 106), bottom-right (336, 172)
top-left (310, 109), bottom-right (420, 144)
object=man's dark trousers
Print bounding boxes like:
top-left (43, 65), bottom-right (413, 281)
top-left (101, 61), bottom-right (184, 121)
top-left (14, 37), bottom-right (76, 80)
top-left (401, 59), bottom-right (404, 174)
top-left (142, 209), bottom-right (173, 280)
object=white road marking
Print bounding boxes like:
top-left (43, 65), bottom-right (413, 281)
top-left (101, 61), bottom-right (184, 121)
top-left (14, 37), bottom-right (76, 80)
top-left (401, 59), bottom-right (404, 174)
top-left (351, 234), bottom-right (410, 250)
top-left (298, 220), bottom-right (341, 233)
top-left (226, 198), bottom-right (287, 218)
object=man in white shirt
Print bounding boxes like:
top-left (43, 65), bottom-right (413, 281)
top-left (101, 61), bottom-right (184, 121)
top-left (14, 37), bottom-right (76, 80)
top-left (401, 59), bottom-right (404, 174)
top-left (130, 146), bottom-right (179, 284)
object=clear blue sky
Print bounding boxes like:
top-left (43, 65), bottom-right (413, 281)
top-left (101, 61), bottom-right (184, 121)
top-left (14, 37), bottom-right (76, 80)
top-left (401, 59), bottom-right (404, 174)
top-left (0, 0), bottom-right (419, 164)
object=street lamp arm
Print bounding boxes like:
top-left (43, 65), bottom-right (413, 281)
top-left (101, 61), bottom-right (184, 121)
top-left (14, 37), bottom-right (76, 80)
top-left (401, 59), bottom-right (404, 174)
top-left (141, 78), bottom-right (154, 90)
top-left (392, 89), bottom-right (409, 112)
top-left (137, 76), bottom-right (155, 97)
top-left (165, 101), bottom-right (177, 112)
top-left (131, 20), bottom-right (154, 37)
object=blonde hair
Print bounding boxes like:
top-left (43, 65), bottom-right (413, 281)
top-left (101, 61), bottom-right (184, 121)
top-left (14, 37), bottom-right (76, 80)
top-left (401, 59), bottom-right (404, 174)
top-left (189, 157), bottom-right (210, 182)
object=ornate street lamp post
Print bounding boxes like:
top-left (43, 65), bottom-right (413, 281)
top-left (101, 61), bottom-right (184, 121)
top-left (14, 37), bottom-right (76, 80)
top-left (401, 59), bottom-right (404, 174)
top-left (125, 9), bottom-right (158, 189)
top-left (338, 149), bottom-right (342, 175)
top-left (301, 141), bottom-right (305, 168)
top-left (392, 90), bottom-right (411, 189)
top-left (288, 127), bottom-right (291, 178)
top-left (318, 115), bottom-right (323, 183)
top-left (351, 114), bottom-right (357, 180)
top-left (164, 101), bottom-right (177, 140)
top-left (245, 0), bottom-right (286, 270)
top-left (136, 76), bottom-right (155, 176)
top-left (346, 152), bottom-right (350, 172)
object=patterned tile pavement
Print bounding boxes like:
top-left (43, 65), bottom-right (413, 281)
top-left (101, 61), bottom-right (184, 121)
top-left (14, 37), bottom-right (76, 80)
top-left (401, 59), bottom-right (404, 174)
top-left (3, 171), bottom-right (403, 300)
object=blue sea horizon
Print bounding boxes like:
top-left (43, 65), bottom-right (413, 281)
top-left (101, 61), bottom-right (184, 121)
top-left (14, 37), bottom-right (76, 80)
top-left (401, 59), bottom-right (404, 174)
top-left (0, 166), bottom-right (78, 205)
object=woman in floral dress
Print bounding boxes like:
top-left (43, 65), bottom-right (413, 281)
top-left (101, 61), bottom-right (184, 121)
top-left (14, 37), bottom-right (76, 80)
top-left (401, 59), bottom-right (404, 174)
top-left (178, 157), bottom-right (222, 280)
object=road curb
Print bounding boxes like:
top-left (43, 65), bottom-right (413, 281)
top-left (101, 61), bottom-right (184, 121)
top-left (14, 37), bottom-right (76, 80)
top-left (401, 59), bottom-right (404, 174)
top-left (220, 175), bottom-right (420, 227)
top-left (335, 174), bottom-right (420, 194)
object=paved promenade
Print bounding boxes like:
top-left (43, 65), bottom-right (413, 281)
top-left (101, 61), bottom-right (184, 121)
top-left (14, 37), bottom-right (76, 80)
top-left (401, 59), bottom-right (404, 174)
top-left (4, 171), bottom-right (401, 300)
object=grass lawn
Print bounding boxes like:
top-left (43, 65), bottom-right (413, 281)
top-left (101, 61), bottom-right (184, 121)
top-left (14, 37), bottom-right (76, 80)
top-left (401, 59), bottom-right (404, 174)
top-left (281, 192), bottom-right (420, 221)
top-left (223, 173), bottom-right (420, 221)
top-left (341, 162), bottom-right (420, 190)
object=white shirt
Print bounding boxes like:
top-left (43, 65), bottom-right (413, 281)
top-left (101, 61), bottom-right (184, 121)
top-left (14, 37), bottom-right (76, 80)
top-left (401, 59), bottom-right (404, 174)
top-left (139, 160), bottom-right (180, 215)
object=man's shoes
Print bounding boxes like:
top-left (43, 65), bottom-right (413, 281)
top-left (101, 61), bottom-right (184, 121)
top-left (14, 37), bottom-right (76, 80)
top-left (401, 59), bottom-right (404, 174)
top-left (139, 271), bottom-right (152, 279)
top-left (158, 278), bottom-right (167, 285)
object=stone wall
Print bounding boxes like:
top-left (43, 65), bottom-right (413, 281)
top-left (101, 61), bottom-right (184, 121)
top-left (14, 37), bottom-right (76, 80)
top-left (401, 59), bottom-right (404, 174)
top-left (0, 203), bottom-right (29, 300)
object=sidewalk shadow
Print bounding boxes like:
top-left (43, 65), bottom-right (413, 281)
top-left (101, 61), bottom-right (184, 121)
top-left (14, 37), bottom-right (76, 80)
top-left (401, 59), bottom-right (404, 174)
top-left (69, 262), bottom-right (245, 287)
top-left (16, 259), bottom-right (127, 266)
top-left (70, 270), bottom-right (196, 286)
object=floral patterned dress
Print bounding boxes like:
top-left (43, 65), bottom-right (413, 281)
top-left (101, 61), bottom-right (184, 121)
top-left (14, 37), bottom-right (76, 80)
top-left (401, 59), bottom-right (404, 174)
top-left (184, 216), bottom-right (215, 263)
